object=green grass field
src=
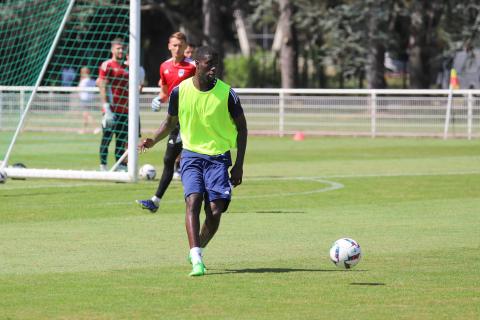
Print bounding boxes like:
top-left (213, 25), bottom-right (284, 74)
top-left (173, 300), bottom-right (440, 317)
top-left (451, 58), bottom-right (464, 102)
top-left (1, 135), bottom-right (479, 319)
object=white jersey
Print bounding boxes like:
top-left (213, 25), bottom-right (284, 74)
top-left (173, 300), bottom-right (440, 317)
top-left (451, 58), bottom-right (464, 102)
top-left (78, 77), bottom-right (97, 102)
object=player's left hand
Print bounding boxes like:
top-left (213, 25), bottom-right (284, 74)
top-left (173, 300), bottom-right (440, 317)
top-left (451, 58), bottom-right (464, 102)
top-left (229, 165), bottom-right (243, 187)
top-left (138, 138), bottom-right (155, 153)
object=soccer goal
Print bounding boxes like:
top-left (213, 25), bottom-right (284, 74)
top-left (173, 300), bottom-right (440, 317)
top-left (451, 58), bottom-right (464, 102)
top-left (0, 0), bottom-right (140, 182)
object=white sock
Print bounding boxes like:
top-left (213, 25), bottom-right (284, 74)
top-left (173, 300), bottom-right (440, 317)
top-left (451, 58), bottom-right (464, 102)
top-left (151, 196), bottom-right (160, 206)
top-left (190, 247), bottom-right (203, 264)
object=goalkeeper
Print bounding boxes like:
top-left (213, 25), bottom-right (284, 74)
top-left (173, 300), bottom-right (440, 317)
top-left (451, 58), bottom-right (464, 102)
top-left (136, 32), bottom-right (195, 213)
top-left (96, 37), bottom-right (129, 171)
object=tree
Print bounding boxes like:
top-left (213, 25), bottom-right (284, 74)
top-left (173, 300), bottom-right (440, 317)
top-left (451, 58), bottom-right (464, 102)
top-left (233, 0), bottom-right (254, 57)
top-left (440, 1), bottom-right (480, 55)
top-left (320, 3), bottom-right (368, 88)
top-left (407, 0), bottom-right (445, 89)
top-left (294, 0), bottom-right (330, 88)
top-left (278, 0), bottom-right (298, 88)
top-left (138, 0), bottom-right (480, 89)
top-left (202, 0), bottom-right (225, 78)
top-left (365, 0), bottom-right (398, 89)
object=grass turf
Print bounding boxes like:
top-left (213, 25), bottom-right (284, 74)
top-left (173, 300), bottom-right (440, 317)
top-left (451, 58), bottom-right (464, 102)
top-left (1, 135), bottom-right (479, 319)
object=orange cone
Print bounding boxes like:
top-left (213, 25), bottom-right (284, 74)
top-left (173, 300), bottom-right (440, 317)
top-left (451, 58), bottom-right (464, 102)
top-left (293, 131), bottom-right (305, 141)
top-left (449, 68), bottom-right (459, 89)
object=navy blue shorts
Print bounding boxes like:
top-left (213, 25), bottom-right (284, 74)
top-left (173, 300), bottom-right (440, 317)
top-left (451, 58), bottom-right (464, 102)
top-left (180, 150), bottom-right (232, 204)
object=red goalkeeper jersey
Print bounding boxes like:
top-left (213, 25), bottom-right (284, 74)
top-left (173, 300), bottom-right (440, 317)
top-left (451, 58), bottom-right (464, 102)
top-left (159, 57), bottom-right (196, 97)
top-left (98, 59), bottom-right (129, 114)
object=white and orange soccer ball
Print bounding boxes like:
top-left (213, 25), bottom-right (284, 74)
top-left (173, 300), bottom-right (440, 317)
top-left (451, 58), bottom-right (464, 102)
top-left (329, 238), bottom-right (362, 269)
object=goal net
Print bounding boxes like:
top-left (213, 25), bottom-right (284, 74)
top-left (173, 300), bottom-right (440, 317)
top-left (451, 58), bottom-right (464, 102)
top-left (0, 0), bottom-right (140, 182)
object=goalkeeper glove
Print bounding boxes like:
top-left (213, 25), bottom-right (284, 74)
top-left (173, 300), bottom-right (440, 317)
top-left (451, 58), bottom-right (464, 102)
top-left (101, 103), bottom-right (116, 128)
top-left (151, 96), bottom-right (161, 112)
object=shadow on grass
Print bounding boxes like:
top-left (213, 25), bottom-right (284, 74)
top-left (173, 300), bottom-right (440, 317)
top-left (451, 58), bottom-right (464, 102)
top-left (207, 267), bottom-right (367, 275)
top-left (350, 282), bottom-right (385, 286)
top-left (255, 210), bottom-right (306, 214)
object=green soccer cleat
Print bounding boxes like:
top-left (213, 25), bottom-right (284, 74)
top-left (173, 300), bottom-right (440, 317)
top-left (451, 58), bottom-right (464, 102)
top-left (189, 262), bottom-right (206, 277)
top-left (188, 253), bottom-right (207, 269)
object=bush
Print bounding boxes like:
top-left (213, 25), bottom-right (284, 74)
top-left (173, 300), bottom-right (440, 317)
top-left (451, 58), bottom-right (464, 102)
top-left (224, 50), bottom-right (280, 88)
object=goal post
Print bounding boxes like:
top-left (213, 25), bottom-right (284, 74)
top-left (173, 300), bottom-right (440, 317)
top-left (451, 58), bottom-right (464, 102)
top-left (0, 0), bottom-right (140, 182)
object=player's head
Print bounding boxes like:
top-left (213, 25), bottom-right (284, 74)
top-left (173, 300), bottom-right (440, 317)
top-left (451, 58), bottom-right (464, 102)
top-left (80, 67), bottom-right (91, 78)
top-left (168, 32), bottom-right (187, 61)
top-left (111, 37), bottom-right (125, 61)
top-left (194, 46), bottom-right (219, 83)
top-left (184, 43), bottom-right (196, 59)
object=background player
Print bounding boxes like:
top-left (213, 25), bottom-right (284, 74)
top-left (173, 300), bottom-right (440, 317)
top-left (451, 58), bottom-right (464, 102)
top-left (125, 52), bottom-right (146, 93)
top-left (171, 42), bottom-right (197, 178)
top-left (136, 32), bottom-right (196, 212)
top-left (96, 37), bottom-right (129, 171)
top-left (184, 43), bottom-right (196, 59)
top-left (77, 67), bottom-right (96, 134)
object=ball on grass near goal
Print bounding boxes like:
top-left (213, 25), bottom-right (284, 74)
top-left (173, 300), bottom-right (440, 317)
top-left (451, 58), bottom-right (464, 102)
top-left (329, 238), bottom-right (362, 269)
top-left (0, 168), bottom-right (7, 184)
top-left (139, 164), bottom-right (156, 180)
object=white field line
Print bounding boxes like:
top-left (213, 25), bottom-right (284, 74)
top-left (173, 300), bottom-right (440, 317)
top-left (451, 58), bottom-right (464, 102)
top-left (233, 177), bottom-right (344, 199)
top-left (323, 170), bottom-right (480, 179)
top-left (2, 177), bottom-right (344, 203)
top-left (2, 170), bottom-right (480, 191)
top-left (0, 179), bottom-right (343, 218)
top-left (0, 170), bottom-right (479, 212)
top-left (3, 171), bottom-right (480, 207)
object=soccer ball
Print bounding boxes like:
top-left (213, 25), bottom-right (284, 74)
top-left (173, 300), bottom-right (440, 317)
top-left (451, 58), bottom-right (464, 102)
top-left (329, 238), bottom-right (362, 269)
top-left (139, 164), bottom-right (156, 180)
top-left (0, 168), bottom-right (7, 184)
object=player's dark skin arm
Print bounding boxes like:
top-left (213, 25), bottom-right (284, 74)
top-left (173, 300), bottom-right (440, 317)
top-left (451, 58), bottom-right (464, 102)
top-left (138, 114), bottom-right (178, 152)
top-left (230, 113), bottom-right (248, 187)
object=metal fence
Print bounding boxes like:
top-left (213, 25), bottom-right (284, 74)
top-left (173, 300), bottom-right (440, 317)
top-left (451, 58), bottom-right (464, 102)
top-left (1, 86), bottom-right (480, 139)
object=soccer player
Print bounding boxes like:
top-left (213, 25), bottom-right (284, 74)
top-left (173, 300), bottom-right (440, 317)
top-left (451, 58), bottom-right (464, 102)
top-left (61, 66), bottom-right (76, 87)
top-left (184, 43), bottom-right (196, 59)
top-left (138, 46), bottom-right (248, 276)
top-left (77, 67), bottom-right (96, 134)
top-left (96, 37), bottom-right (129, 171)
top-left (125, 52), bottom-right (146, 93)
top-left (136, 32), bottom-right (196, 212)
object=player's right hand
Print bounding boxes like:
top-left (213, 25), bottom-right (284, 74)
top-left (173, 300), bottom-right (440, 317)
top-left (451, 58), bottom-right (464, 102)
top-left (151, 96), bottom-right (161, 112)
top-left (102, 113), bottom-right (115, 129)
top-left (102, 103), bottom-right (116, 128)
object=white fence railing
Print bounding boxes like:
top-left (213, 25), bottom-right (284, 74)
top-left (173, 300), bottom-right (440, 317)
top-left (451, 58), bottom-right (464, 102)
top-left (1, 86), bottom-right (480, 139)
